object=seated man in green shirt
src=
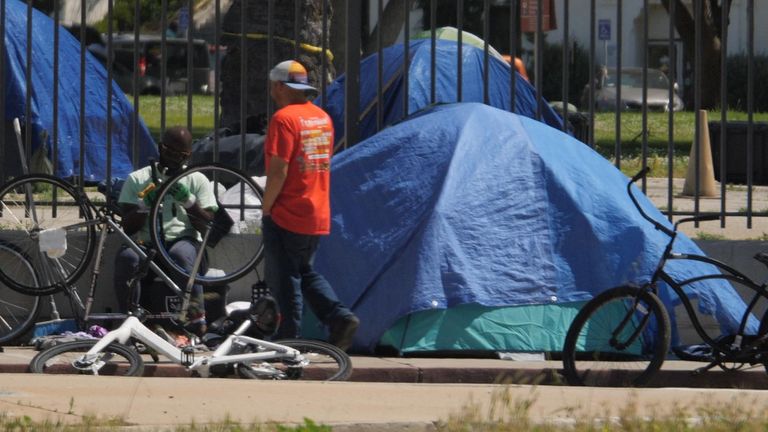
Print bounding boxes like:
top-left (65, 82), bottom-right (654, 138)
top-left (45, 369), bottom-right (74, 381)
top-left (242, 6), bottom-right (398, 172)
top-left (113, 126), bottom-right (217, 335)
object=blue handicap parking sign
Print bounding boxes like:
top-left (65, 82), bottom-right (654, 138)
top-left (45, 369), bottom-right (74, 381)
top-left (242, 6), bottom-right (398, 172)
top-left (598, 19), bottom-right (611, 41)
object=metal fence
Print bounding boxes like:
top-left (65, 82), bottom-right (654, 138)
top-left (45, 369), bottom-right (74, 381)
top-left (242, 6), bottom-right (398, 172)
top-left (0, 0), bottom-right (764, 228)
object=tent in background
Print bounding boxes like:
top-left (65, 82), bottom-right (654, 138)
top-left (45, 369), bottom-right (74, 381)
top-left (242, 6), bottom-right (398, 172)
top-left (313, 103), bottom-right (755, 354)
top-left (411, 26), bottom-right (506, 62)
top-left (321, 38), bottom-right (563, 150)
top-left (3, 0), bottom-right (156, 182)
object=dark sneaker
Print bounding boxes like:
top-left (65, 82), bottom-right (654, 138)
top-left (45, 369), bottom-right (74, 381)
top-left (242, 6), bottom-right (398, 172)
top-left (328, 314), bottom-right (360, 351)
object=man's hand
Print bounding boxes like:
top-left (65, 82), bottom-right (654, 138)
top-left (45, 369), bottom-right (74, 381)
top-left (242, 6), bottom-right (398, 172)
top-left (137, 184), bottom-right (158, 212)
top-left (169, 183), bottom-right (196, 209)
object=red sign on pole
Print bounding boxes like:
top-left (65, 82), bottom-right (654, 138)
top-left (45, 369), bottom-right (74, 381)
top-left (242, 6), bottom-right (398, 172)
top-left (521, 0), bottom-right (557, 32)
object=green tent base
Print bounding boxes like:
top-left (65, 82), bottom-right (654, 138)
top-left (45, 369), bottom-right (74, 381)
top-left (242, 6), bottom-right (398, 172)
top-left (378, 302), bottom-right (584, 356)
top-left (302, 302), bottom-right (586, 355)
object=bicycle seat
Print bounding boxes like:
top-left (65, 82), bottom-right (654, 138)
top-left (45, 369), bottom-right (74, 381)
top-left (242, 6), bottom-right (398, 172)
top-left (754, 252), bottom-right (768, 268)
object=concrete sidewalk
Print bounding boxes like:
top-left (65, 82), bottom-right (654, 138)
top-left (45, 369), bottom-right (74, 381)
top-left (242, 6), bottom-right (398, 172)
top-left (3, 346), bottom-right (768, 431)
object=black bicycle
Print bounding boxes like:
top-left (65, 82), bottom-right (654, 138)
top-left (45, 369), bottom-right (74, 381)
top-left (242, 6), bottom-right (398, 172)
top-left (0, 163), bottom-right (264, 339)
top-left (562, 167), bottom-right (768, 387)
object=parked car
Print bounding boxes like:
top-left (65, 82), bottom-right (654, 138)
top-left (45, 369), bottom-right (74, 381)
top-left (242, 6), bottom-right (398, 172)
top-left (64, 25), bottom-right (136, 95)
top-left (580, 66), bottom-right (684, 112)
top-left (110, 34), bottom-right (212, 95)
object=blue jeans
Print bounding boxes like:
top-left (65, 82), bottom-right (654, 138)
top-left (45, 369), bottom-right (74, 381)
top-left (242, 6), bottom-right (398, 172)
top-left (113, 238), bottom-right (205, 318)
top-left (262, 216), bottom-right (352, 339)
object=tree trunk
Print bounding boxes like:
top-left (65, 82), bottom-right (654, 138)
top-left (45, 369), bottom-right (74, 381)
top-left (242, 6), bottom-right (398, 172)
top-left (362, 0), bottom-right (412, 56)
top-left (660, 0), bottom-right (728, 109)
top-left (219, 0), bottom-right (334, 129)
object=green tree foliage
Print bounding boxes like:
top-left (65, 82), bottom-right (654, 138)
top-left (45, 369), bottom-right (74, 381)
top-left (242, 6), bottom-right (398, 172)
top-left (90, 0), bottom-right (191, 33)
top-left (726, 55), bottom-right (768, 112)
top-left (538, 39), bottom-right (590, 106)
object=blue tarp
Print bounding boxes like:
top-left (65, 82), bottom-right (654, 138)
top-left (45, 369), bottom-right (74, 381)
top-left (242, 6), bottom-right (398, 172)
top-left (4, 0), bottom-right (156, 181)
top-left (321, 39), bottom-right (564, 149)
top-left (315, 102), bottom-right (756, 352)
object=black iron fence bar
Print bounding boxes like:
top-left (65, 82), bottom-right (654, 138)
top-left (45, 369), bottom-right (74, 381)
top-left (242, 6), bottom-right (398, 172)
top-left (79, 0), bottom-right (86, 186)
top-left (0, 0), bottom-right (4, 181)
top-left (132, 0), bottom-right (140, 167)
top-left (429, 0), bottom-right (436, 104)
top-left (344, 0), bottom-right (361, 151)
top-left (457, 0), bottom-right (463, 103)
top-left (267, 0), bottom-right (274, 121)
top-left (106, 0), bottom-right (113, 191)
top-left (402, 0), bottom-right (410, 120)
top-left (161, 0), bottom-right (168, 134)
top-left (719, 0), bottom-right (729, 227)
top-left (587, 0), bottom-right (595, 147)
top-left (52, 0), bottom-right (59, 179)
top-left (24, 1), bottom-right (31, 170)
top-left (213, 0), bottom-right (221, 160)
top-left (692, 0), bottom-right (702, 224)
top-left (51, 0), bottom-right (60, 218)
top-left (376, 0), bottom-right (383, 131)
top-left (482, 0), bottom-right (489, 105)
top-left (666, 0), bottom-right (675, 222)
top-left (561, 0), bottom-right (569, 133)
top-left (747, 0), bottom-right (755, 227)
top-left (614, 0), bottom-right (622, 170)
top-left (509, 0), bottom-right (517, 114)
top-left (320, 0), bottom-right (329, 107)
top-left (534, 0), bottom-right (542, 120)
top-left (186, 0), bottom-right (194, 131)
top-left (640, 0), bottom-right (648, 192)
top-left (294, 0), bottom-right (300, 59)
top-left (239, 0), bottom-right (248, 172)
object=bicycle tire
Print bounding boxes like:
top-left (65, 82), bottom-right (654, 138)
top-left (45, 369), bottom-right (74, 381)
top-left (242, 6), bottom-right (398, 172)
top-left (236, 339), bottom-right (353, 381)
top-left (148, 163), bottom-right (263, 286)
top-left (562, 285), bottom-right (670, 387)
top-left (0, 242), bottom-right (41, 344)
top-left (28, 339), bottom-right (144, 376)
top-left (0, 174), bottom-right (96, 295)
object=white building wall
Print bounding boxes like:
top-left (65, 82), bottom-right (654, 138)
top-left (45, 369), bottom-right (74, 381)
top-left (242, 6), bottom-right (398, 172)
top-left (547, 0), bottom-right (767, 65)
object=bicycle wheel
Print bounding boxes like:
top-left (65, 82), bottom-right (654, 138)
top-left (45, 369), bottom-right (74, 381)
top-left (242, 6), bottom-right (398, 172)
top-left (0, 242), bottom-right (41, 344)
top-left (237, 339), bottom-right (353, 381)
top-left (0, 174), bottom-right (96, 295)
top-left (149, 163), bottom-right (263, 286)
top-left (562, 285), bottom-right (670, 387)
top-left (29, 339), bottom-right (144, 376)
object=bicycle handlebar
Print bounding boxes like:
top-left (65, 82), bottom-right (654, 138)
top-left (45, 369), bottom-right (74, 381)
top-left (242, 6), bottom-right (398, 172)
top-left (627, 169), bottom-right (720, 238)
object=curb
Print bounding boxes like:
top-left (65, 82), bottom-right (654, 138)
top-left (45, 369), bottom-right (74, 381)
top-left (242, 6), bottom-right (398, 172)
top-left (4, 354), bottom-right (768, 388)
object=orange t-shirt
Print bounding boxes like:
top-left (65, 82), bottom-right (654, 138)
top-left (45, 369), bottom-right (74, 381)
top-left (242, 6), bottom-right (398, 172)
top-left (265, 102), bottom-right (333, 235)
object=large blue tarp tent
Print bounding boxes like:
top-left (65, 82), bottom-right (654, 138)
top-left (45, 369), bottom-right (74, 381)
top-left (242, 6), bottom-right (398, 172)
top-left (4, 0), bottom-right (156, 182)
top-left (321, 39), bottom-right (564, 149)
top-left (314, 103), bottom-right (756, 354)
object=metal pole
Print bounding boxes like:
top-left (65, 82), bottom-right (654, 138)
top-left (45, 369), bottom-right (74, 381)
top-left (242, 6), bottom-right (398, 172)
top-left (614, 0), bottom-right (622, 169)
top-left (345, 0), bottom-right (361, 148)
top-left (719, 0), bottom-right (729, 226)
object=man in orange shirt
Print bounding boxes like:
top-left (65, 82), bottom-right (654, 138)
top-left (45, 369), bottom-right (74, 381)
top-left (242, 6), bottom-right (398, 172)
top-left (262, 60), bottom-right (359, 351)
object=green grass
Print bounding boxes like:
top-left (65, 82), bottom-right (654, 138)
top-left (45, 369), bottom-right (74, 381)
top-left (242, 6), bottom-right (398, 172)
top-left (0, 413), bottom-right (330, 431)
top-left (134, 95), bottom-right (217, 141)
top-left (132, 97), bottom-right (768, 179)
top-left (436, 387), bottom-right (768, 431)
top-left (5, 390), bottom-right (768, 431)
top-left (588, 111), bottom-right (768, 178)
top-left (592, 111), bottom-right (768, 157)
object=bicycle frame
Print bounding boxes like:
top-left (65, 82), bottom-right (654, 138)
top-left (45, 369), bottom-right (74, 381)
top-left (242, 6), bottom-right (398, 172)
top-left (48, 187), bottom-right (203, 326)
top-left (653, 255), bottom-right (768, 357)
top-left (629, 168), bottom-right (768, 360)
top-left (80, 315), bottom-right (302, 378)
